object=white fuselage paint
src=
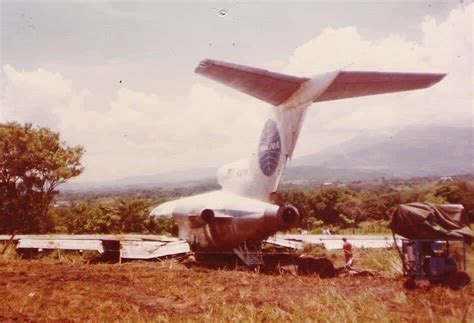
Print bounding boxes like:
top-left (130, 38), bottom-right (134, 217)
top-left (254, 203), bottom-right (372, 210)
top-left (150, 190), bottom-right (282, 250)
top-left (150, 71), bottom-right (340, 251)
top-left (218, 71), bottom-right (340, 201)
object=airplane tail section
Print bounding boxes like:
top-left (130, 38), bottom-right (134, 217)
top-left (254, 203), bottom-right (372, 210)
top-left (196, 59), bottom-right (445, 200)
top-left (195, 59), bottom-right (445, 107)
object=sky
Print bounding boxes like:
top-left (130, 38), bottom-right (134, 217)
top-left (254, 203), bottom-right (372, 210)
top-left (0, 0), bottom-right (472, 182)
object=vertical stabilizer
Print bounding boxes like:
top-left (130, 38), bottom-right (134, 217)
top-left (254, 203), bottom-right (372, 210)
top-left (196, 59), bottom-right (445, 201)
top-left (216, 71), bottom-right (340, 200)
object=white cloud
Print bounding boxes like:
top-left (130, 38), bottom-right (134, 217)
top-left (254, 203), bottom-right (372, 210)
top-left (2, 65), bottom-right (79, 129)
top-left (283, 4), bottom-right (472, 157)
top-left (0, 64), bottom-right (269, 181)
top-left (1, 4), bottom-right (472, 180)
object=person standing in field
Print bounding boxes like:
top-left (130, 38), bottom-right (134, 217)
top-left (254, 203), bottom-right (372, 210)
top-left (342, 237), bottom-right (354, 268)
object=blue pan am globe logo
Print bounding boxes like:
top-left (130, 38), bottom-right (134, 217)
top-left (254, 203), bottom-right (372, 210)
top-left (258, 119), bottom-right (281, 177)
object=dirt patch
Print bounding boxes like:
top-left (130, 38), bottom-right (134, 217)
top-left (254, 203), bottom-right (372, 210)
top-left (1, 256), bottom-right (472, 321)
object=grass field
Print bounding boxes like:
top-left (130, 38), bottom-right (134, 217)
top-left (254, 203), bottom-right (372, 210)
top-left (0, 246), bottom-right (473, 322)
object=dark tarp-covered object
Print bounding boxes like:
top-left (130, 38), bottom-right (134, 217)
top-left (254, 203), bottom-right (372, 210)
top-left (390, 203), bottom-right (474, 241)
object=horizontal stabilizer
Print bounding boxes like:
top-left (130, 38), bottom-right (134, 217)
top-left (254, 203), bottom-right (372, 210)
top-left (314, 71), bottom-right (446, 102)
top-left (195, 59), bottom-right (446, 106)
top-left (195, 59), bottom-right (309, 106)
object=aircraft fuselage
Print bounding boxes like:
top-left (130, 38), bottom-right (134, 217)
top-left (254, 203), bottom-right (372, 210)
top-left (150, 59), bottom-right (445, 262)
top-left (151, 190), bottom-right (299, 250)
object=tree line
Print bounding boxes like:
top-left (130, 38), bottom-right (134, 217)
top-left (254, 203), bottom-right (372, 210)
top-left (49, 180), bottom-right (474, 235)
top-left (277, 180), bottom-right (474, 233)
top-left (1, 122), bottom-right (472, 235)
top-left (51, 197), bottom-right (178, 235)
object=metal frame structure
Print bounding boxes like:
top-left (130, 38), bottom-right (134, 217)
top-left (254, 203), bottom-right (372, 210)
top-left (399, 238), bottom-right (470, 289)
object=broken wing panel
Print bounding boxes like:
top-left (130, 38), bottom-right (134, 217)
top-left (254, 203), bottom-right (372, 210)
top-left (274, 234), bottom-right (401, 250)
top-left (17, 239), bottom-right (104, 253)
top-left (9, 234), bottom-right (191, 260)
top-left (265, 236), bottom-right (304, 250)
top-left (322, 239), bottom-right (396, 250)
top-left (121, 240), bottom-right (190, 259)
top-left (315, 71), bottom-right (446, 102)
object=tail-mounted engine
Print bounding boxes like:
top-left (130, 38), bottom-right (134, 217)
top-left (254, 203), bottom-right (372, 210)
top-left (277, 204), bottom-right (300, 227)
top-left (263, 204), bottom-right (300, 231)
top-left (173, 206), bottom-right (215, 228)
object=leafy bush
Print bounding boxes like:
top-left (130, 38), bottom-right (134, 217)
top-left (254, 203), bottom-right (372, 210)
top-left (53, 196), bottom-right (178, 235)
top-left (279, 180), bottom-right (473, 233)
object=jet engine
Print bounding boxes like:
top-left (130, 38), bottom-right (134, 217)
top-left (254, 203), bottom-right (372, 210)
top-left (263, 204), bottom-right (300, 232)
top-left (278, 204), bottom-right (300, 227)
top-left (199, 208), bottom-right (215, 222)
top-left (172, 206), bottom-right (215, 227)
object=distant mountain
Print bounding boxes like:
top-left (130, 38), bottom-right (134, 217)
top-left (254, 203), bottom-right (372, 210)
top-left (291, 125), bottom-right (473, 178)
top-left (61, 167), bottom-right (217, 192)
top-left (281, 166), bottom-right (387, 185)
top-left (62, 125), bottom-right (472, 192)
top-left (117, 167), bottom-right (217, 185)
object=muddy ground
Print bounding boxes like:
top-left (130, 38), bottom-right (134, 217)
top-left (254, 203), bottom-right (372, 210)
top-left (0, 251), bottom-right (473, 322)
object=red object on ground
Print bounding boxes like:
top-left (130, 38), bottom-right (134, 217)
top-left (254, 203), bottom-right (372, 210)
top-left (343, 241), bottom-right (353, 262)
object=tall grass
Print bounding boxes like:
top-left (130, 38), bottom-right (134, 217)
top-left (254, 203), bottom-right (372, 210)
top-left (0, 243), bottom-right (19, 260)
top-left (355, 248), bottom-right (403, 278)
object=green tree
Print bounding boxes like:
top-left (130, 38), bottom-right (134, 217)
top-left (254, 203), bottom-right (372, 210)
top-left (54, 197), bottom-right (178, 235)
top-left (432, 181), bottom-right (474, 222)
top-left (358, 189), bottom-right (401, 221)
top-left (279, 187), bottom-right (361, 229)
top-left (308, 187), bottom-right (356, 226)
top-left (112, 197), bottom-right (156, 233)
top-left (0, 122), bottom-right (84, 233)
